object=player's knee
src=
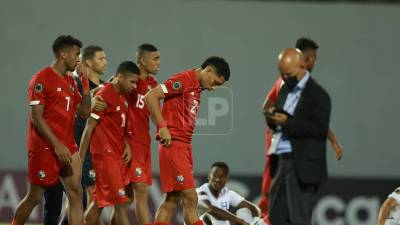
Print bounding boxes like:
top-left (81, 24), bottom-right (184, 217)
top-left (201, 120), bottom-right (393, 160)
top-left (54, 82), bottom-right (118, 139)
top-left (182, 191), bottom-right (198, 208)
top-left (25, 192), bottom-right (42, 205)
top-left (134, 184), bottom-right (149, 198)
top-left (68, 184), bottom-right (83, 201)
top-left (114, 203), bottom-right (128, 214)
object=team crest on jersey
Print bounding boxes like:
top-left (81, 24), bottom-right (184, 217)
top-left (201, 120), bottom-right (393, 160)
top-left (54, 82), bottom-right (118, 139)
top-left (118, 188), bottom-right (126, 196)
top-left (135, 168), bottom-right (142, 177)
top-left (38, 170), bottom-right (46, 180)
top-left (172, 81), bottom-right (181, 90)
top-left (125, 101), bottom-right (128, 108)
top-left (69, 84), bottom-right (74, 93)
top-left (89, 170), bottom-right (96, 180)
top-left (176, 175), bottom-right (184, 184)
top-left (34, 83), bottom-right (43, 93)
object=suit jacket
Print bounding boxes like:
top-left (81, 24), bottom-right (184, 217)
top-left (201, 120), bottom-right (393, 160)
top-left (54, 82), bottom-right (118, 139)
top-left (268, 76), bottom-right (331, 184)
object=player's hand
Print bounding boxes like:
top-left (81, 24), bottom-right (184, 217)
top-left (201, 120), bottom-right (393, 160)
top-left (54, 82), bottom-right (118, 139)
top-left (78, 67), bottom-right (90, 93)
top-left (264, 106), bottom-right (276, 116)
top-left (92, 96), bottom-right (107, 111)
top-left (54, 143), bottom-right (72, 165)
top-left (332, 142), bottom-right (343, 160)
top-left (268, 112), bottom-right (288, 125)
top-left (159, 127), bottom-right (171, 147)
top-left (122, 143), bottom-right (132, 164)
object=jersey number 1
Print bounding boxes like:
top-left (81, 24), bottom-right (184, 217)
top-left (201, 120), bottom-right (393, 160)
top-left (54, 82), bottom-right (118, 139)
top-left (121, 113), bottom-right (126, 127)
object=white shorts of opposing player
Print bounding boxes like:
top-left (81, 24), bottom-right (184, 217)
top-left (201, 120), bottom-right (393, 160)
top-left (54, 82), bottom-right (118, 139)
top-left (200, 208), bottom-right (264, 225)
top-left (385, 190), bottom-right (400, 225)
top-left (385, 219), bottom-right (400, 225)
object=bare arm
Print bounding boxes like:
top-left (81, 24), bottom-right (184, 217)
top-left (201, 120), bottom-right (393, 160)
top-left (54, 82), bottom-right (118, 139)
top-left (377, 197), bottom-right (397, 225)
top-left (122, 138), bottom-right (131, 164)
top-left (79, 117), bottom-right (98, 161)
top-left (144, 85), bottom-right (171, 146)
top-left (31, 105), bottom-right (72, 164)
top-left (144, 85), bottom-right (165, 126)
top-left (237, 200), bottom-right (261, 218)
top-left (198, 199), bottom-right (248, 225)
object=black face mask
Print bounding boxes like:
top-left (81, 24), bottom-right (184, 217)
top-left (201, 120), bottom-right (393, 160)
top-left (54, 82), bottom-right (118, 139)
top-left (284, 76), bottom-right (298, 91)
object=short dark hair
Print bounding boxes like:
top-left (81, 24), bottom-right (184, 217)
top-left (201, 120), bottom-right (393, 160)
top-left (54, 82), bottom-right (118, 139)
top-left (201, 56), bottom-right (230, 81)
top-left (211, 161), bottom-right (230, 173)
top-left (116, 61), bottom-right (140, 76)
top-left (52, 35), bottom-right (82, 55)
top-left (82, 45), bottom-right (103, 61)
top-left (295, 37), bottom-right (319, 52)
top-left (137, 43), bottom-right (158, 62)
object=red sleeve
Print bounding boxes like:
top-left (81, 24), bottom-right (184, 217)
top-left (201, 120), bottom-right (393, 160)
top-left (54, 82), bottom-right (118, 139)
top-left (160, 73), bottom-right (188, 98)
top-left (90, 87), bottom-right (110, 121)
top-left (27, 75), bottom-right (47, 106)
top-left (266, 77), bottom-right (283, 103)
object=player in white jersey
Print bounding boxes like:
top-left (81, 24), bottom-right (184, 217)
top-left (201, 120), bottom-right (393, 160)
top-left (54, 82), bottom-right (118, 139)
top-left (378, 187), bottom-right (400, 225)
top-left (197, 162), bottom-right (261, 225)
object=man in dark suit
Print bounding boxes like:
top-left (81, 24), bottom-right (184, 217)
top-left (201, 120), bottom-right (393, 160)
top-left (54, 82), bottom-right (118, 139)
top-left (266, 48), bottom-right (331, 225)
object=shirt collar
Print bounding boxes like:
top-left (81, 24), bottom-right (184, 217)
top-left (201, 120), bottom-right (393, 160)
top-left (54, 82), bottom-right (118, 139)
top-left (295, 71), bottom-right (310, 90)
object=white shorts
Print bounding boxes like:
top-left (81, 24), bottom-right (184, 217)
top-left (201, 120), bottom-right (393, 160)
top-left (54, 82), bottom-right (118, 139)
top-left (385, 219), bottom-right (399, 225)
top-left (200, 208), bottom-right (261, 225)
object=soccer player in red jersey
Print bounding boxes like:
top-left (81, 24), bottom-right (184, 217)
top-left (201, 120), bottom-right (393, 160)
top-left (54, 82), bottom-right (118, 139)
top-left (12, 35), bottom-right (91, 225)
top-left (145, 56), bottom-right (230, 225)
top-left (124, 43), bottom-right (160, 225)
top-left (258, 38), bottom-right (344, 222)
top-left (79, 61), bottom-right (140, 225)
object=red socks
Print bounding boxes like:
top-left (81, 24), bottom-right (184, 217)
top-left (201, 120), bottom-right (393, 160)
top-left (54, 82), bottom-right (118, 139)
top-left (11, 219), bottom-right (20, 225)
top-left (155, 223), bottom-right (170, 225)
top-left (191, 220), bottom-right (204, 225)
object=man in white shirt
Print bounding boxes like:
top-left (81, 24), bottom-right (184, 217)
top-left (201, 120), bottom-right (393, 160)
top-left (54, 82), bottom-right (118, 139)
top-left (377, 187), bottom-right (400, 225)
top-left (197, 162), bottom-right (261, 225)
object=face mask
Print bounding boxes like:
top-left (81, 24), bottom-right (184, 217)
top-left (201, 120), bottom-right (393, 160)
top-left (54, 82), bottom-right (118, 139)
top-left (284, 76), bottom-right (298, 91)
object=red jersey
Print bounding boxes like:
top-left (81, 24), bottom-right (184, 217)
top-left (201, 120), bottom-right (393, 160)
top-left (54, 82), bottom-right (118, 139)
top-left (158, 69), bottom-right (202, 144)
top-left (265, 77), bottom-right (284, 155)
top-left (26, 66), bottom-right (82, 153)
top-left (90, 83), bottom-right (128, 158)
top-left (125, 75), bottom-right (158, 145)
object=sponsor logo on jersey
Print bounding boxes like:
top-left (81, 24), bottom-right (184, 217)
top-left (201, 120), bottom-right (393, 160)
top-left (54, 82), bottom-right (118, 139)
top-left (173, 81), bottom-right (181, 90)
top-left (38, 170), bottom-right (46, 180)
top-left (35, 83), bottom-right (43, 93)
top-left (176, 175), bottom-right (184, 183)
top-left (135, 168), bottom-right (142, 177)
